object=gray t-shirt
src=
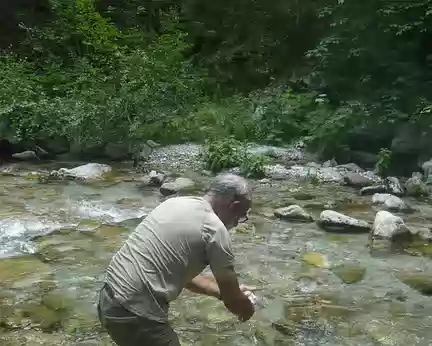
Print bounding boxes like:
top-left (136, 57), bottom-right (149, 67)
top-left (105, 196), bottom-right (235, 322)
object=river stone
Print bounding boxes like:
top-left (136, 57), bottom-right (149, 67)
top-left (372, 193), bottom-right (408, 212)
top-left (336, 163), bottom-right (363, 172)
top-left (12, 150), bottom-right (39, 161)
top-left (317, 210), bottom-right (371, 233)
top-left (421, 159), bottom-right (432, 185)
top-left (397, 273), bottom-right (432, 296)
top-left (137, 170), bottom-right (166, 188)
top-left (51, 163), bottom-right (112, 180)
top-left (302, 252), bottom-right (330, 268)
top-left (405, 172), bottom-right (429, 197)
top-left (160, 177), bottom-right (195, 196)
top-left (0, 255), bottom-right (53, 288)
top-left (264, 164), bottom-right (343, 183)
top-left (0, 331), bottom-right (68, 346)
top-left (343, 172), bottom-right (374, 188)
top-left (372, 211), bottom-right (410, 240)
top-left (34, 229), bottom-right (96, 264)
top-left (385, 177), bottom-right (404, 196)
top-left (360, 185), bottom-right (387, 196)
top-left (104, 142), bottom-right (131, 161)
top-left (331, 263), bottom-right (366, 284)
top-left (322, 159), bottom-right (337, 168)
top-left (274, 205), bottom-right (314, 222)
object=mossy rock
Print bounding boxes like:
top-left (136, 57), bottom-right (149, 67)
top-left (34, 228), bottom-right (95, 263)
top-left (0, 331), bottom-right (68, 345)
top-left (92, 224), bottom-right (129, 252)
top-left (331, 264), bottom-right (366, 284)
top-left (301, 252), bottom-right (330, 269)
top-left (64, 310), bottom-right (103, 335)
top-left (42, 291), bottom-right (74, 313)
top-left (76, 219), bottom-right (102, 232)
top-left (404, 240), bottom-right (432, 259)
top-left (0, 255), bottom-right (54, 288)
top-left (22, 305), bottom-right (63, 331)
top-left (397, 272), bottom-right (432, 296)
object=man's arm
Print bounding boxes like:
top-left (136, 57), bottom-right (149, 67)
top-left (213, 265), bottom-right (255, 322)
top-left (185, 274), bottom-right (221, 299)
top-left (202, 219), bottom-right (255, 321)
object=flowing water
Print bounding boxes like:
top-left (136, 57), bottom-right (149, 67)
top-left (0, 161), bottom-right (432, 345)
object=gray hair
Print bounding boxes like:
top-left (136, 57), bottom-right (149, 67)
top-left (206, 173), bottom-right (251, 201)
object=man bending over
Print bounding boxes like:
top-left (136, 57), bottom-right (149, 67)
top-left (97, 173), bottom-right (255, 346)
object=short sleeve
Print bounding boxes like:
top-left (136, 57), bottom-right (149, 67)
top-left (202, 215), bottom-right (235, 276)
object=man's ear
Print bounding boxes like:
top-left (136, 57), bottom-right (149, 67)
top-left (229, 200), bottom-right (241, 211)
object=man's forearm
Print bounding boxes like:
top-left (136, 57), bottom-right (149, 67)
top-left (185, 274), bottom-right (221, 299)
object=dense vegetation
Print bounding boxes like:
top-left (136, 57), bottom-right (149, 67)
top-left (1, 0), bottom-right (432, 172)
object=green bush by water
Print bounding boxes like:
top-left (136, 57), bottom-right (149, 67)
top-left (201, 138), bottom-right (267, 178)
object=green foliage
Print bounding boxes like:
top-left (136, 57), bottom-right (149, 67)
top-left (375, 148), bottom-right (392, 177)
top-left (201, 138), bottom-right (267, 178)
top-left (240, 154), bottom-right (267, 179)
top-left (2, 0), bottom-right (432, 166)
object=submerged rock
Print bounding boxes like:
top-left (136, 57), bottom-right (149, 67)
top-left (274, 205), bottom-right (314, 222)
top-left (371, 211), bottom-right (410, 240)
top-left (405, 172), bottom-right (429, 197)
top-left (302, 252), bottom-right (330, 268)
top-left (331, 263), bottom-right (366, 284)
top-left (372, 193), bottom-right (409, 212)
top-left (50, 163), bottom-right (112, 181)
top-left (397, 272), bottom-right (432, 296)
top-left (0, 255), bottom-right (53, 288)
top-left (317, 210), bottom-right (370, 233)
top-left (160, 177), bottom-right (195, 196)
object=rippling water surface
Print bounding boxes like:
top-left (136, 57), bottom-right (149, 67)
top-left (0, 161), bottom-right (431, 345)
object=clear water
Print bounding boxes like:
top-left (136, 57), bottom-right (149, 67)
top-left (0, 161), bottom-right (431, 345)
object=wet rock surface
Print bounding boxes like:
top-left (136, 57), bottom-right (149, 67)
top-left (274, 205), bottom-right (314, 222)
top-left (317, 210), bottom-right (371, 233)
top-left (0, 156), bottom-right (432, 345)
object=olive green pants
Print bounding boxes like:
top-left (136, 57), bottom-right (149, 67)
top-left (97, 284), bottom-right (181, 346)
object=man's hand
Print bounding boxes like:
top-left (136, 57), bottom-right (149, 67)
top-left (239, 284), bottom-right (258, 293)
top-left (212, 267), bottom-right (255, 322)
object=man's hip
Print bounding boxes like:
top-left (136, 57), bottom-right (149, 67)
top-left (97, 283), bottom-right (180, 346)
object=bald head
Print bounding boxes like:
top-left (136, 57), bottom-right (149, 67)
top-left (204, 173), bottom-right (252, 229)
top-left (206, 173), bottom-right (251, 202)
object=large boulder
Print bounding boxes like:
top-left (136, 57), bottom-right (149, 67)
top-left (317, 210), bottom-right (370, 233)
top-left (385, 177), bottom-right (404, 196)
top-left (160, 177), bottom-right (196, 196)
top-left (50, 163), bottom-right (112, 181)
top-left (104, 142), bottom-right (133, 161)
top-left (405, 172), bottom-right (429, 197)
top-left (372, 193), bottom-right (409, 212)
top-left (372, 210), bottom-right (410, 240)
top-left (343, 172), bottom-right (374, 188)
top-left (421, 159), bottom-right (432, 185)
top-left (274, 205), bottom-right (314, 222)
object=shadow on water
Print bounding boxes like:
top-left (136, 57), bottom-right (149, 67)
top-left (0, 162), bottom-right (431, 345)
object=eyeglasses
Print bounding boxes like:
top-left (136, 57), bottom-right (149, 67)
top-left (238, 209), bottom-right (250, 223)
top-left (238, 215), bottom-right (249, 223)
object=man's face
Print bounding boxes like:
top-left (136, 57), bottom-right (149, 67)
top-left (226, 197), bottom-right (252, 229)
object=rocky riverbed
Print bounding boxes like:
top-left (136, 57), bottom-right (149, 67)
top-left (1, 143), bottom-right (432, 345)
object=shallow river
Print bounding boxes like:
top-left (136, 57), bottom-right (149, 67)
top-left (0, 161), bottom-right (431, 345)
